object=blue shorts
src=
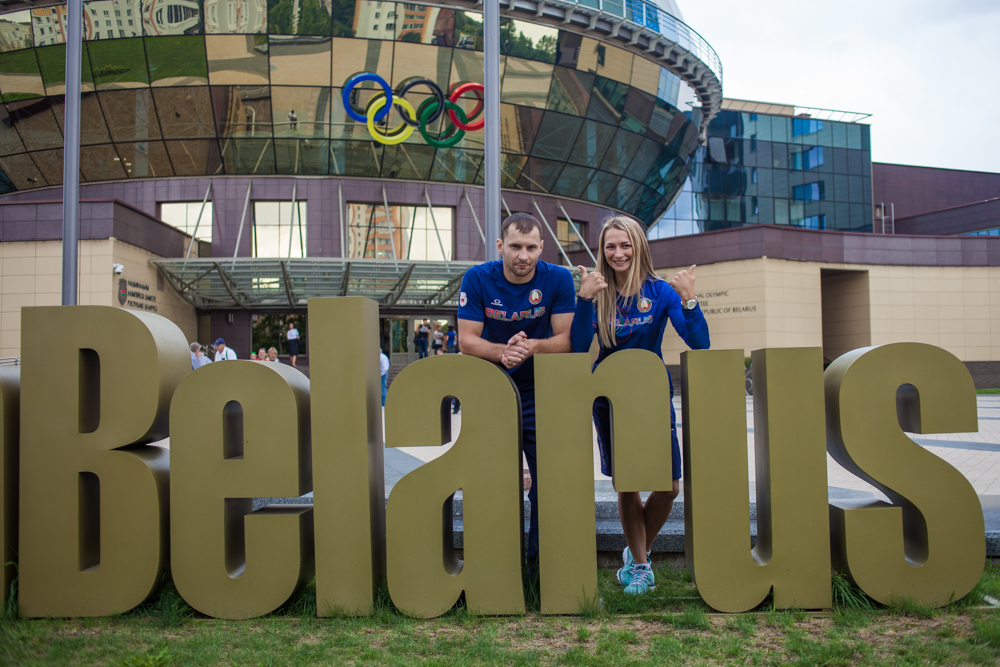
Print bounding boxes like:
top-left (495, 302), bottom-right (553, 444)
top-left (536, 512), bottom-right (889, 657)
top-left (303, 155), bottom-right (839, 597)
top-left (593, 378), bottom-right (681, 481)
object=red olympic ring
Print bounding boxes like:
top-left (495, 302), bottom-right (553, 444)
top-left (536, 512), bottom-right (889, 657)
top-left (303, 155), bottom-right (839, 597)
top-left (447, 82), bottom-right (485, 132)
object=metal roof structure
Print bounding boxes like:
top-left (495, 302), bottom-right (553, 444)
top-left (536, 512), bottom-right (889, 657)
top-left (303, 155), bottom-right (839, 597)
top-left (152, 257), bottom-right (477, 311)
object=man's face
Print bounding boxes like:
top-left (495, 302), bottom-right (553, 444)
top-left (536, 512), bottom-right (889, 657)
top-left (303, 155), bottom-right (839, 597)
top-left (498, 227), bottom-right (543, 279)
top-left (215, 343), bottom-right (225, 352)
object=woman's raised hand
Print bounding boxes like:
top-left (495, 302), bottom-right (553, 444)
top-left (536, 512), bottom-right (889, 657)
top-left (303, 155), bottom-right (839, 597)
top-left (668, 264), bottom-right (697, 301)
top-left (577, 266), bottom-right (607, 300)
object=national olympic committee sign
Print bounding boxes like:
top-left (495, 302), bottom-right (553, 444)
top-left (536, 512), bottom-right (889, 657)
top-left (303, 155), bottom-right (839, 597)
top-left (0, 298), bottom-right (985, 620)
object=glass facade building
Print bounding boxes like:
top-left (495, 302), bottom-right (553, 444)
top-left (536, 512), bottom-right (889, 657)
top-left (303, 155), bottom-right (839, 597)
top-left (0, 0), bottom-right (715, 226)
top-left (649, 107), bottom-right (873, 237)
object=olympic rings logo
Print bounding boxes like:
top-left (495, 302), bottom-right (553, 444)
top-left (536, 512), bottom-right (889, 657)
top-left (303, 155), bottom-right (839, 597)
top-left (342, 73), bottom-right (485, 148)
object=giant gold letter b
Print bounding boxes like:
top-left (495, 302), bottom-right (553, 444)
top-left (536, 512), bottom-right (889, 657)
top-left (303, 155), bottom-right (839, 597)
top-left (19, 307), bottom-right (188, 617)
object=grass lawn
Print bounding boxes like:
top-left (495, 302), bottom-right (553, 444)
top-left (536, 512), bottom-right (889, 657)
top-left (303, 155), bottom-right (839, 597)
top-left (3, 564), bottom-right (1000, 665)
top-left (977, 388), bottom-right (1000, 394)
top-left (145, 36), bottom-right (208, 84)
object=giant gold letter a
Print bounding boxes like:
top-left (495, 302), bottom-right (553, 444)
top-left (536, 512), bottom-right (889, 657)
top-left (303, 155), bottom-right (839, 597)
top-left (385, 355), bottom-right (524, 618)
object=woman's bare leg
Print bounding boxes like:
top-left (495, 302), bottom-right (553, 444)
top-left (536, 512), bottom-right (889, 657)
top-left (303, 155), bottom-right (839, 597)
top-left (642, 480), bottom-right (680, 555)
top-left (618, 491), bottom-right (648, 564)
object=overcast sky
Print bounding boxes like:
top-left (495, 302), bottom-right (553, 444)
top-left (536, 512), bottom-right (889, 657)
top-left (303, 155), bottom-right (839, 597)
top-left (679, 0), bottom-right (999, 173)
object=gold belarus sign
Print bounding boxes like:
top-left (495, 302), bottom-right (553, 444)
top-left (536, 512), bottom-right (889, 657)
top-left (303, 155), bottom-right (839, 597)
top-left (0, 298), bottom-right (985, 620)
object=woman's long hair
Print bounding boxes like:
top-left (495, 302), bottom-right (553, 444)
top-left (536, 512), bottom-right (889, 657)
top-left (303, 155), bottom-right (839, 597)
top-left (594, 215), bottom-right (659, 348)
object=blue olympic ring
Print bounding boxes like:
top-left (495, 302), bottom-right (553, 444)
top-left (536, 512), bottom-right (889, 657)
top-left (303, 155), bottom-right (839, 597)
top-left (342, 73), bottom-right (393, 123)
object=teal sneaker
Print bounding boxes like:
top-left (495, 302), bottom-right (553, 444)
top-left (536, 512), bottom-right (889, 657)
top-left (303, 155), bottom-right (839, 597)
top-left (624, 563), bottom-right (656, 595)
top-left (616, 546), bottom-right (634, 585)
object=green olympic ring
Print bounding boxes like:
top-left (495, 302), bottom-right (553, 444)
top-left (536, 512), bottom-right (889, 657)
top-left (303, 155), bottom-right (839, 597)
top-left (418, 100), bottom-right (467, 149)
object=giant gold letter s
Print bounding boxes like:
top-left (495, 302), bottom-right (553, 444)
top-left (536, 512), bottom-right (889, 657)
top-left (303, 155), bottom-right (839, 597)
top-left (825, 343), bottom-right (983, 607)
top-left (309, 297), bottom-right (385, 616)
top-left (385, 355), bottom-right (524, 618)
top-left (19, 307), bottom-right (188, 617)
top-left (683, 348), bottom-right (830, 612)
top-left (0, 366), bottom-right (19, 602)
top-left (170, 361), bottom-right (313, 619)
top-left (534, 350), bottom-right (673, 615)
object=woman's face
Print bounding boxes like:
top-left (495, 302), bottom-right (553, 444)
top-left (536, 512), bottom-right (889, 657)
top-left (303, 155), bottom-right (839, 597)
top-left (288, 323), bottom-right (293, 330)
top-left (258, 349), bottom-right (267, 359)
top-left (268, 350), bottom-right (277, 361)
top-left (603, 228), bottom-right (633, 276)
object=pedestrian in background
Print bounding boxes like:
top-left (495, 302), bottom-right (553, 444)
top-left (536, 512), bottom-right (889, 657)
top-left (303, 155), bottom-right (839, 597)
top-left (286, 322), bottom-right (301, 367)
top-left (256, 347), bottom-right (268, 361)
top-left (445, 325), bottom-right (457, 353)
top-left (415, 320), bottom-right (429, 359)
top-left (380, 347), bottom-right (390, 407)
top-left (190, 342), bottom-right (211, 369)
top-left (267, 347), bottom-right (279, 362)
top-left (432, 322), bottom-right (444, 355)
top-left (213, 338), bottom-right (237, 361)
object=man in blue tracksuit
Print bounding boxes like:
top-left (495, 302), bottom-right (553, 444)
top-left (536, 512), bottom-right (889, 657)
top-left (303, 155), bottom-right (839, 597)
top-left (457, 213), bottom-right (576, 572)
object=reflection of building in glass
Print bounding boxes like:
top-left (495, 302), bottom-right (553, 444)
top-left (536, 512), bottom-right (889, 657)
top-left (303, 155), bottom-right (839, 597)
top-left (141, 0), bottom-right (201, 36)
top-left (0, 17), bottom-right (31, 52)
top-left (352, 0), bottom-right (395, 40)
top-left (85, 0), bottom-right (143, 40)
top-left (205, 0), bottom-right (267, 34)
top-left (30, 7), bottom-right (66, 47)
top-left (347, 203), bottom-right (453, 261)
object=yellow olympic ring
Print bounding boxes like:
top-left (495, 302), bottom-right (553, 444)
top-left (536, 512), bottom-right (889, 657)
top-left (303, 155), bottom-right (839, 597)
top-left (366, 96), bottom-right (416, 145)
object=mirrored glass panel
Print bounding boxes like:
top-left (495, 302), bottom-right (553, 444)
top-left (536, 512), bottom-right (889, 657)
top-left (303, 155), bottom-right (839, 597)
top-left (115, 140), bottom-right (175, 177)
top-left (80, 144), bottom-right (128, 180)
top-left (87, 37), bottom-right (149, 90)
top-left (546, 67), bottom-right (593, 116)
top-left (396, 6), bottom-right (453, 46)
top-left (586, 76), bottom-right (627, 125)
top-left (529, 111), bottom-right (582, 162)
top-left (30, 6), bottom-right (67, 47)
top-left (331, 139), bottom-right (382, 176)
top-left (620, 87), bottom-right (654, 134)
top-left (205, 0), bottom-right (267, 34)
top-left (211, 85), bottom-right (272, 138)
top-left (267, 0), bottom-right (331, 35)
top-left (141, 0), bottom-right (202, 36)
top-left (629, 55), bottom-right (659, 96)
top-left (516, 157), bottom-right (563, 193)
top-left (0, 49), bottom-right (44, 102)
top-left (206, 34), bottom-right (269, 84)
top-left (450, 46), bottom-right (484, 85)
top-left (274, 138), bottom-right (329, 174)
top-left (164, 138), bottom-right (223, 174)
top-left (146, 35), bottom-right (208, 85)
top-left (500, 18), bottom-right (555, 64)
top-left (549, 164), bottom-right (594, 200)
top-left (429, 147), bottom-right (481, 183)
top-left (6, 99), bottom-right (62, 150)
top-left (153, 86), bottom-right (216, 138)
top-left (98, 89), bottom-right (163, 141)
top-left (50, 92), bottom-right (112, 145)
top-left (28, 148), bottom-right (64, 185)
top-left (380, 143), bottom-right (435, 180)
top-left (582, 169), bottom-right (619, 204)
top-left (221, 137), bottom-right (276, 173)
top-left (272, 85), bottom-right (330, 138)
top-left (350, 0), bottom-right (393, 40)
top-left (454, 10), bottom-right (482, 51)
top-left (499, 103), bottom-right (541, 155)
top-left (37, 44), bottom-right (96, 95)
top-left (0, 153), bottom-right (46, 188)
top-left (500, 57), bottom-right (552, 109)
top-left (269, 36), bottom-right (331, 86)
top-left (10, 9), bottom-right (49, 50)
top-left (392, 40), bottom-right (452, 86)
top-left (331, 36), bottom-right (392, 86)
top-left (624, 137), bottom-right (660, 182)
top-left (567, 119), bottom-right (615, 168)
top-left (577, 37), bottom-right (631, 84)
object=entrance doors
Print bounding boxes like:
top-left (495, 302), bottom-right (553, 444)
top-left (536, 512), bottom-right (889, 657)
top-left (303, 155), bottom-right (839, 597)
top-left (381, 315), bottom-right (455, 366)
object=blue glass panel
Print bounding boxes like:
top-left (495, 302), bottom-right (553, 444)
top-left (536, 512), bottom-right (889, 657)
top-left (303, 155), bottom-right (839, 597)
top-left (791, 118), bottom-right (822, 136)
top-left (644, 4), bottom-right (660, 31)
top-left (791, 146), bottom-right (823, 170)
top-left (792, 181), bottom-right (825, 202)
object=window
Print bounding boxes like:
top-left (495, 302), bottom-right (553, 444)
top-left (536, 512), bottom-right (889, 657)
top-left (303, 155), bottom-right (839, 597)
top-left (346, 203), bottom-right (453, 261)
top-left (792, 214), bottom-right (826, 230)
top-left (160, 202), bottom-right (214, 243)
top-left (253, 202), bottom-right (307, 258)
top-left (127, 8), bottom-right (132, 15)
top-left (792, 117), bottom-right (823, 136)
top-left (792, 146), bottom-right (824, 171)
top-left (555, 218), bottom-right (585, 263)
top-left (792, 182), bottom-right (825, 202)
top-left (374, 12), bottom-right (380, 17)
top-left (103, 10), bottom-right (109, 16)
